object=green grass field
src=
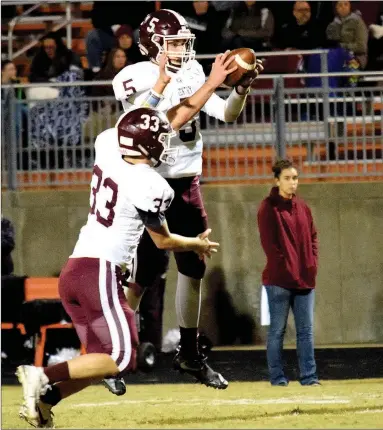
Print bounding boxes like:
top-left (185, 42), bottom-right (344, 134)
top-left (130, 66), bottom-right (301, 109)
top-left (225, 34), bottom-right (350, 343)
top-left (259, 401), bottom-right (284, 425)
top-left (2, 379), bottom-right (383, 428)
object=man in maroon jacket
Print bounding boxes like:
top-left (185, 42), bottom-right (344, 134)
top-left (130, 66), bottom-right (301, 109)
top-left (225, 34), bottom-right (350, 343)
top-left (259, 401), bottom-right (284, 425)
top-left (257, 159), bottom-right (320, 386)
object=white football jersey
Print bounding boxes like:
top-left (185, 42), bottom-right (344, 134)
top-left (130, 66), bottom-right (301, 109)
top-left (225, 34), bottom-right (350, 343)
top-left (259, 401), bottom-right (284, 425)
top-left (112, 60), bottom-right (227, 178)
top-left (71, 128), bottom-right (174, 268)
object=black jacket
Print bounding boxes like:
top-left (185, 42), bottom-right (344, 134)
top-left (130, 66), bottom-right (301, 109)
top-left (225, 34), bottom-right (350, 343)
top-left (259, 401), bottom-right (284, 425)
top-left (30, 33), bottom-right (82, 83)
top-left (2, 217), bottom-right (15, 276)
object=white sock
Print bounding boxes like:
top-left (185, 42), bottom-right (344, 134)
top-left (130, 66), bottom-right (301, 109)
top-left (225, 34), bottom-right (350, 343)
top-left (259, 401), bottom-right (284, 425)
top-left (175, 272), bottom-right (201, 328)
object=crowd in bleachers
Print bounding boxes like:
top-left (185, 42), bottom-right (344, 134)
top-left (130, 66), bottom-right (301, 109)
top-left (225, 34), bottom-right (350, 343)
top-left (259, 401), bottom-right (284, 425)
top-left (2, 1), bottom-right (383, 86)
top-left (1, 1), bottom-right (382, 171)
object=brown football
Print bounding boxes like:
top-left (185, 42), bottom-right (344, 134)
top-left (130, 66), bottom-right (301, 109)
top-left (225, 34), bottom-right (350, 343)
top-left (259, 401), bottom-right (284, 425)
top-left (223, 48), bottom-right (257, 87)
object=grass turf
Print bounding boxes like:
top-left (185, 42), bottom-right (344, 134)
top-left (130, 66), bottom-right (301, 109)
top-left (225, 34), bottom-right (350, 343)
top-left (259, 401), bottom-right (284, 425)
top-left (2, 379), bottom-right (383, 428)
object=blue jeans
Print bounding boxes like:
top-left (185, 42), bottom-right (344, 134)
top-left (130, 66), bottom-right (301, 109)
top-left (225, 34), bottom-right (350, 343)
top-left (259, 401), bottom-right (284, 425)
top-left (85, 28), bottom-right (115, 69)
top-left (265, 285), bottom-right (318, 385)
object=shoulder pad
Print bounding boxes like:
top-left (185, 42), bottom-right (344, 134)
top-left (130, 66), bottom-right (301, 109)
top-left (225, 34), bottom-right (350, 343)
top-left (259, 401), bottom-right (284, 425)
top-left (129, 170), bottom-right (174, 213)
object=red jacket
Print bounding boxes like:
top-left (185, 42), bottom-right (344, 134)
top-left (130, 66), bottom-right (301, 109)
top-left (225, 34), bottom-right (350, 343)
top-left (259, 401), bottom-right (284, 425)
top-left (257, 187), bottom-right (318, 290)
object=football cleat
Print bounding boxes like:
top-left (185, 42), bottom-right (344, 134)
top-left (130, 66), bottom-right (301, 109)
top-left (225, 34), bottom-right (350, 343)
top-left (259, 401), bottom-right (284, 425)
top-left (102, 377), bottom-right (126, 396)
top-left (19, 401), bottom-right (55, 428)
top-left (16, 366), bottom-right (50, 427)
top-left (173, 351), bottom-right (228, 390)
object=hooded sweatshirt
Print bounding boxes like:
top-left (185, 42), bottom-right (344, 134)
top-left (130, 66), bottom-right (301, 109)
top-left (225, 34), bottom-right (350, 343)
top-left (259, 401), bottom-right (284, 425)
top-left (326, 11), bottom-right (368, 68)
top-left (257, 187), bottom-right (318, 290)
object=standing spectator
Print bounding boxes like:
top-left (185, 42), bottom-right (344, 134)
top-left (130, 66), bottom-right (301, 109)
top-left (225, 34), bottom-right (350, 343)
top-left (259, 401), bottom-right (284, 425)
top-left (326, 1), bottom-right (368, 69)
top-left (222, 1), bottom-right (274, 52)
top-left (275, 1), bottom-right (324, 50)
top-left (257, 159), bottom-right (320, 387)
top-left (2, 216), bottom-right (15, 276)
top-left (29, 32), bottom-right (82, 83)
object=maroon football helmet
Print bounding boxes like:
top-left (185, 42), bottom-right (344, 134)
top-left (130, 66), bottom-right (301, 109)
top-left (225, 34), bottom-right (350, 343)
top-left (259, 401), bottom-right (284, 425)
top-left (116, 108), bottom-right (177, 166)
top-left (139, 9), bottom-right (196, 71)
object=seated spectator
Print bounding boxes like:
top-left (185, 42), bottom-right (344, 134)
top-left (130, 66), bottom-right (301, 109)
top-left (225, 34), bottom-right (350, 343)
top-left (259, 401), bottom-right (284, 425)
top-left (27, 33), bottom-right (87, 165)
top-left (1, 60), bottom-right (25, 102)
top-left (221, 1), bottom-right (274, 52)
top-left (162, 1), bottom-right (225, 72)
top-left (86, 1), bottom-right (154, 73)
top-left (29, 32), bottom-right (82, 83)
top-left (2, 60), bottom-right (18, 86)
top-left (114, 25), bottom-right (145, 64)
top-left (1, 61), bottom-right (26, 149)
top-left (326, 1), bottom-right (368, 69)
top-left (91, 48), bottom-right (127, 113)
top-left (1, 216), bottom-right (15, 276)
top-left (366, 2), bottom-right (383, 71)
top-left (275, 1), bottom-right (324, 50)
top-left (309, 1), bottom-right (334, 35)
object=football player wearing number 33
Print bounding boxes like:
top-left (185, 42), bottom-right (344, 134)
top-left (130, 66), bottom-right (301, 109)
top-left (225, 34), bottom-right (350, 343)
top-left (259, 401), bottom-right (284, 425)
top-left (15, 31), bottom-right (243, 428)
top-left (110, 9), bottom-right (264, 393)
top-left (17, 26), bottom-right (246, 428)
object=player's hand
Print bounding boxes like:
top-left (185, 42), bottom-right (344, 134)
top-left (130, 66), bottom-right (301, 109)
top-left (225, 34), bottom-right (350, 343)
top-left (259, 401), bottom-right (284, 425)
top-left (236, 59), bottom-right (264, 94)
top-left (158, 52), bottom-right (171, 85)
top-left (195, 228), bottom-right (220, 260)
top-left (206, 51), bottom-right (238, 89)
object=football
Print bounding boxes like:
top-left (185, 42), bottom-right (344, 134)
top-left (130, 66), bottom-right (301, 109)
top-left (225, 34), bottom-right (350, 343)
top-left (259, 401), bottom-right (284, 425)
top-left (223, 48), bottom-right (257, 88)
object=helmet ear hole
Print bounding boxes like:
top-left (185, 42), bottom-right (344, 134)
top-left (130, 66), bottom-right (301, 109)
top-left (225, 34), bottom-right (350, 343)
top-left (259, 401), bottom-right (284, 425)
top-left (153, 36), bottom-right (161, 43)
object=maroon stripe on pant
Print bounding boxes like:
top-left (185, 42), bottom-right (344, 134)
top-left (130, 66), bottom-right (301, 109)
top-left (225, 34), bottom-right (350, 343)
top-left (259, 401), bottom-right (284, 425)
top-left (105, 261), bottom-right (125, 366)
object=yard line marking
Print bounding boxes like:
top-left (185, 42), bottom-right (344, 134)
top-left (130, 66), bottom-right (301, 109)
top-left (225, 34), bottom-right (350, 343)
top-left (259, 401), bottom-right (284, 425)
top-left (72, 396), bottom-right (350, 408)
top-left (354, 409), bottom-right (383, 414)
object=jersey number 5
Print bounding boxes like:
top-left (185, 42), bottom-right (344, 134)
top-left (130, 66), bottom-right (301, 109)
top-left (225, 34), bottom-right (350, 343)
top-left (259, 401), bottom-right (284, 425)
top-left (122, 79), bottom-right (137, 97)
top-left (90, 165), bottom-right (118, 228)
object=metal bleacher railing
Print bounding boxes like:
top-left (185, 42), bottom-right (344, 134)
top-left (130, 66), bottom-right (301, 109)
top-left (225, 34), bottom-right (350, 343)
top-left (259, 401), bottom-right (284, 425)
top-left (1, 50), bottom-right (383, 189)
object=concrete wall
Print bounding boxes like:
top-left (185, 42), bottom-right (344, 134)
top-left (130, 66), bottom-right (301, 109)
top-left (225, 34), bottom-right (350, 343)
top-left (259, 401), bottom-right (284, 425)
top-left (2, 182), bottom-right (383, 345)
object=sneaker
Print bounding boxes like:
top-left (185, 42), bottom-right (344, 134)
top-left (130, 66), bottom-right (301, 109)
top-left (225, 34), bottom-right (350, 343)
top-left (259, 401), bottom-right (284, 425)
top-left (16, 366), bottom-right (50, 427)
top-left (173, 351), bottom-right (228, 390)
top-left (102, 377), bottom-right (126, 396)
top-left (272, 380), bottom-right (289, 387)
top-left (19, 401), bottom-right (54, 428)
top-left (308, 381), bottom-right (321, 386)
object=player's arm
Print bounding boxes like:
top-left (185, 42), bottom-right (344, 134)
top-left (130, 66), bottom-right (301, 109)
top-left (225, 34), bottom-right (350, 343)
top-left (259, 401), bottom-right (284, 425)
top-left (166, 51), bottom-right (238, 131)
top-left (136, 208), bottom-right (219, 259)
top-left (140, 53), bottom-right (171, 108)
top-left (113, 54), bottom-right (171, 111)
top-left (147, 220), bottom-right (219, 259)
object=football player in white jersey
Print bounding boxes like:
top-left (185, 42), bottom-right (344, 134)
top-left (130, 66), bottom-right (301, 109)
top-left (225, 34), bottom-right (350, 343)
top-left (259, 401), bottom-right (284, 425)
top-left (15, 49), bottom-right (238, 429)
top-left (109, 9), bottom-right (263, 393)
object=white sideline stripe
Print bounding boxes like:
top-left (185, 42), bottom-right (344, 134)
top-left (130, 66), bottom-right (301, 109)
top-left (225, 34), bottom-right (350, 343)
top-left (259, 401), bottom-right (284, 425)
top-left (111, 262), bottom-right (132, 371)
top-left (72, 397), bottom-right (350, 408)
top-left (99, 259), bottom-right (120, 362)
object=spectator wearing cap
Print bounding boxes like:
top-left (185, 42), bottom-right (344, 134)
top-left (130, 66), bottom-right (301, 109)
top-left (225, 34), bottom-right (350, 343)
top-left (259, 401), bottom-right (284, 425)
top-left (85, 1), bottom-right (154, 73)
top-left (114, 25), bottom-right (145, 64)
